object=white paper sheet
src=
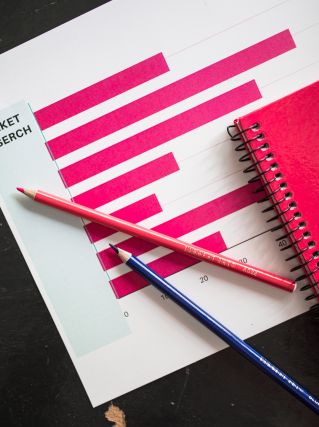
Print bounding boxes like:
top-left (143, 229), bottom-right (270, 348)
top-left (0, 0), bottom-right (318, 406)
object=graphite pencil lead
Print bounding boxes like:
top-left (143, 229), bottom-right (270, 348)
top-left (109, 243), bottom-right (119, 254)
top-left (109, 245), bottom-right (131, 263)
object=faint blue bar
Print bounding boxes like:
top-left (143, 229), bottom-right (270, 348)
top-left (0, 101), bottom-right (130, 356)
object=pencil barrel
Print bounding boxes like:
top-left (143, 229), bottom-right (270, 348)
top-left (127, 255), bottom-right (319, 415)
top-left (35, 190), bottom-right (295, 292)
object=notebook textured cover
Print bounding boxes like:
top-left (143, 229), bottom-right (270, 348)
top-left (229, 81), bottom-right (319, 308)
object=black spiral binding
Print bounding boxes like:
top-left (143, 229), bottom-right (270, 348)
top-left (227, 124), bottom-right (319, 311)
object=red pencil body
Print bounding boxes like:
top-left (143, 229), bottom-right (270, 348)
top-left (26, 189), bottom-right (296, 292)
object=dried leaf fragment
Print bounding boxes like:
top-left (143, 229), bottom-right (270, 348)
top-left (104, 404), bottom-right (126, 427)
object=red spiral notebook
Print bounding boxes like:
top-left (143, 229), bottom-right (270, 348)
top-left (228, 81), bottom-right (319, 309)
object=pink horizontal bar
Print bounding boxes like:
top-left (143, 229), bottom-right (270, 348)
top-left (73, 153), bottom-right (179, 209)
top-left (111, 232), bottom-right (227, 298)
top-left (85, 194), bottom-right (162, 243)
top-left (47, 29), bottom-right (295, 159)
top-left (60, 80), bottom-right (261, 186)
top-left (35, 53), bottom-right (169, 130)
top-left (99, 183), bottom-right (259, 270)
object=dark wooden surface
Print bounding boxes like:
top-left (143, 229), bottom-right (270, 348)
top-left (0, 1), bottom-right (318, 425)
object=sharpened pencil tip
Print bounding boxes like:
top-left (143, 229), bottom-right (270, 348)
top-left (109, 243), bottom-right (119, 254)
top-left (16, 187), bottom-right (25, 193)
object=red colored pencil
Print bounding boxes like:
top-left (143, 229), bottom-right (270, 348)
top-left (17, 187), bottom-right (296, 292)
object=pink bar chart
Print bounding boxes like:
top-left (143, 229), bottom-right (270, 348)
top-left (37, 29), bottom-right (295, 299)
top-left (60, 81), bottom-right (260, 186)
top-left (46, 30), bottom-right (295, 159)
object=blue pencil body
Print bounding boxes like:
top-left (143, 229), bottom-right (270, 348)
top-left (125, 253), bottom-right (319, 415)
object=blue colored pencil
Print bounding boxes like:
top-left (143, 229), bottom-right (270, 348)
top-left (110, 244), bottom-right (319, 415)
